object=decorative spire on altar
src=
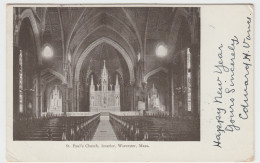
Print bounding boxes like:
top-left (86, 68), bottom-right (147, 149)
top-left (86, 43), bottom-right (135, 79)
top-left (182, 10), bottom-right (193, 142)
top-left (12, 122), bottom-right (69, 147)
top-left (115, 74), bottom-right (119, 85)
top-left (91, 74), bottom-right (94, 85)
top-left (90, 75), bottom-right (95, 92)
top-left (115, 74), bottom-right (120, 93)
top-left (101, 60), bottom-right (108, 79)
top-left (101, 60), bottom-right (108, 91)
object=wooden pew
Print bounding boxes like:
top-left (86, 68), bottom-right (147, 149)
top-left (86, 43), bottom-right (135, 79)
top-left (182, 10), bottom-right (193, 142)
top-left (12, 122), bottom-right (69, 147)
top-left (109, 113), bottom-right (200, 141)
top-left (14, 114), bottom-right (100, 141)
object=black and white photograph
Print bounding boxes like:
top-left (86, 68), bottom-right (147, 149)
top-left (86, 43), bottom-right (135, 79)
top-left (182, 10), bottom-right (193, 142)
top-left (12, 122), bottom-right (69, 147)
top-left (12, 7), bottom-right (200, 141)
top-left (4, 3), bottom-right (256, 162)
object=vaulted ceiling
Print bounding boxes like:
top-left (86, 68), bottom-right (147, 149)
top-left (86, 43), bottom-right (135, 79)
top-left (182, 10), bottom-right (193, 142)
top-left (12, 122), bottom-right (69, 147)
top-left (39, 7), bottom-right (191, 60)
top-left (16, 7), bottom-right (199, 84)
top-left (80, 43), bottom-right (129, 85)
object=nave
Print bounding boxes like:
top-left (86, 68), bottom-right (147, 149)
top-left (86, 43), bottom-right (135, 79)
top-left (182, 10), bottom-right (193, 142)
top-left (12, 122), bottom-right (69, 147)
top-left (13, 7), bottom-right (200, 141)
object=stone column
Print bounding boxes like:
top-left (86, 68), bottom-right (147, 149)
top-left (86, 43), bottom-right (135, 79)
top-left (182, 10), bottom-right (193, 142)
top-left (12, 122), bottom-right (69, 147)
top-left (127, 84), bottom-right (135, 111)
top-left (130, 85), bottom-right (134, 111)
top-left (64, 85), bottom-right (68, 113)
top-left (120, 86), bottom-right (124, 111)
top-left (13, 46), bottom-right (20, 117)
top-left (183, 51), bottom-right (188, 113)
top-left (40, 84), bottom-right (45, 115)
top-left (123, 85), bottom-right (128, 111)
top-left (78, 82), bottom-right (85, 112)
top-left (72, 82), bottom-right (78, 112)
top-left (35, 74), bottom-right (41, 117)
top-left (172, 52), bottom-right (184, 116)
top-left (190, 44), bottom-right (200, 116)
top-left (168, 62), bottom-right (173, 116)
top-left (142, 82), bottom-right (148, 111)
top-left (145, 95), bottom-right (148, 111)
top-left (32, 79), bottom-right (36, 116)
top-left (61, 84), bottom-right (67, 113)
top-left (76, 82), bottom-right (80, 112)
top-left (172, 63), bottom-right (178, 116)
top-left (85, 83), bottom-right (89, 112)
top-left (67, 87), bottom-right (72, 112)
top-left (133, 85), bottom-right (137, 111)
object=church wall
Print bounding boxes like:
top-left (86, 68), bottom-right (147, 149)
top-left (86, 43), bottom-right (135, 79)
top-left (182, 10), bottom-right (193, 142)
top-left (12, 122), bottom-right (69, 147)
top-left (121, 85), bottom-right (133, 111)
top-left (190, 43), bottom-right (200, 116)
top-left (13, 47), bottom-right (20, 116)
top-left (78, 82), bottom-right (87, 112)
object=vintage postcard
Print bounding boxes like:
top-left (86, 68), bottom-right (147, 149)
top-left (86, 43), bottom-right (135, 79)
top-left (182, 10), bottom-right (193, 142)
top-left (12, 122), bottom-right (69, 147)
top-left (6, 4), bottom-right (254, 162)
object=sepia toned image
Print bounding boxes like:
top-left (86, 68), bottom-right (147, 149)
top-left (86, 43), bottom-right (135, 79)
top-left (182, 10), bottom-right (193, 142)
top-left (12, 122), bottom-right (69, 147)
top-left (13, 7), bottom-right (200, 141)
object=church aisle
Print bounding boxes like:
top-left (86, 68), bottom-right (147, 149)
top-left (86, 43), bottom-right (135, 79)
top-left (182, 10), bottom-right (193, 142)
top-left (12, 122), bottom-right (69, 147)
top-left (92, 115), bottom-right (118, 141)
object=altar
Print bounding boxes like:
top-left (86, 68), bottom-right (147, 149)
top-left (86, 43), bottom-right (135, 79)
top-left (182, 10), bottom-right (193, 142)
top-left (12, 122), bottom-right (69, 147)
top-left (89, 61), bottom-right (120, 112)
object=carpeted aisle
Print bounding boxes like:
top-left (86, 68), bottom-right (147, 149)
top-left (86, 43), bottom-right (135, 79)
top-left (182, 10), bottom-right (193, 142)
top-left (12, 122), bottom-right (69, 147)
top-left (92, 115), bottom-right (118, 141)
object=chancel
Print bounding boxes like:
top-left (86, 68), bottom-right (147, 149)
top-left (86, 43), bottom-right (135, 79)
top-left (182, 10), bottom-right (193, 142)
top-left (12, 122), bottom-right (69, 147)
top-left (89, 60), bottom-right (120, 112)
top-left (13, 7), bottom-right (200, 141)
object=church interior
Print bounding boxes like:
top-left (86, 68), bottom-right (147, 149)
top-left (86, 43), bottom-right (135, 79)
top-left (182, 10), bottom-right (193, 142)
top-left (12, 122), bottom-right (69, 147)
top-left (13, 7), bottom-right (200, 141)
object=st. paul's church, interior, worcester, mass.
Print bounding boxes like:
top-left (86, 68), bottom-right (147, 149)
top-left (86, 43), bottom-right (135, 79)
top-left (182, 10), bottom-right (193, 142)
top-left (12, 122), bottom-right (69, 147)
top-left (13, 7), bottom-right (200, 141)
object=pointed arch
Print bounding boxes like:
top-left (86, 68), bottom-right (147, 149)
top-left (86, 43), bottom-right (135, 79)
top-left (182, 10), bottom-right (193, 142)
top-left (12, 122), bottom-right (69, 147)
top-left (168, 8), bottom-right (192, 54)
top-left (41, 68), bottom-right (66, 83)
top-left (68, 11), bottom-right (138, 65)
top-left (74, 37), bottom-right (135, 85)
top-left (121, 8), bottom-right (143, 56)
top-left (72, 25), bottom-right (136, 65)
top-left (16, 8), bottom-right (42, 64)
top-left (144, 67), bottom-right (168, 83)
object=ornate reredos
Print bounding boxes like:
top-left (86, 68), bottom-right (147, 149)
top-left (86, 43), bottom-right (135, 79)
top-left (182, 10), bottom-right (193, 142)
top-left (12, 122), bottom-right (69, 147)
top-left (90, 60), bottom-right (120, 91)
